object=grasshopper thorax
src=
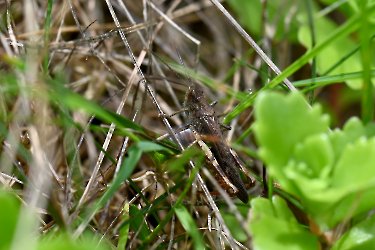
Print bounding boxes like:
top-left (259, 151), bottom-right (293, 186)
top-left (184, 84), bottom-right (215, 119)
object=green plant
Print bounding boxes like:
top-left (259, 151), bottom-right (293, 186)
top-left (1, 0), bottom-right (375, 249)
top-left (250, 91), bottom-right (375, 249)
top-left (0, 193), bottom-right (110, 250)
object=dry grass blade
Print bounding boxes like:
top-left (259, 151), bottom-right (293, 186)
top-left (3, 0), bottom-right (348, 249)
top-left (209, 0), bottom-right (296, 91)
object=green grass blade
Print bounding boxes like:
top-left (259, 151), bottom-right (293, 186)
top-left (115, 179), bottom-right (188, 233)
top-left (117, 203), bottom-right (130, 249)
top-left (232, 58), bottom-right (272, 79)
top-left (165, 60), bottom-right (247, 100)
top-left (322, 32), bottom-right (375, 76)
top-left (222, 49), bottom-right (254, 83)
top-left (94, 142), bottom-right (169, 211)
top-left (299, 70), bottom-right (375, 93)
top-left (359, 2), bottom-right (374, 124)
top-left (129, 205), bottom-right (150, 241)
top-left (175, 205), bottom-right (205, 250)
top-left (43, 0), bottom-right (53, 72)
top-left (304, 0), bottom-right (317, 105)
top-left (48, 80), bottom-right (143, 140)
top-left (223, 3), bottom-right (375, 124)
top-left (138, 154), bottom-right (203, 250)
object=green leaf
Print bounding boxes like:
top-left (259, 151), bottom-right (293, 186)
top-left (138, 160), bottom-right (200, 250)
top-left (224, 4), bottom-right (375, 125)
top-left (134, 141), bottom-right (169, 152)
top-left (94, 141), bottom-right (169, 213)
top-left (95, 145), bottom-right (142, 210)
top-left (222, 212), bottom-right (247, 242)
top-left (118, 203), bottom-right (130, 249)
top-left (253, 91), bottom-right (329, 191)
top-left (175, 204), bottom-right (205, 250)
top-left (0, 192), bottom-right (20, 250)
top-left (332, 137), bottom-right (375, 191)
top-left (143, 141), bottom-right (175, 171)
top-left (37, 233), bottom-right (110, 250)
top-left (329, 117), bottom-right (371, 162)
top-left (319, 0), bottom-right (356, 17)
top-left (250, 197), bottom-right (319, 250)
top-left (282, 158), bottom-right (375, 230)
top-left (331, 213), bottom-right (375, 250)
top-left (293, 133), bottom-right (334, 179)
top-left (227, 0), bottom-right (262, 37)
top-left (253, 91), bottom-right (375, 230)
top-left (325, 188), bottom-right (375, 231)
top-left (298, 10), bottom-right (363, 89)
top-left (129, 205), bottom-right (150, 241)
top-left (48, 81), bottom-right (144, 141)
top-left (358, 1), bottom-right (374, 124)
top-left (163, 146), bottom-right (200, 173)
top-left (228, 0), bottom-right (301, 42)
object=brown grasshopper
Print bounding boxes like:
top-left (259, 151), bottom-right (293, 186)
top-left (184, 83), bottom-right (256, 203)
top-left (163, 82), bottom-right (256, 203)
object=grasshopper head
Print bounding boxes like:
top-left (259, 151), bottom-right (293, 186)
top-left (184, 84), bottom-right (214, 117)
top-left (185, 83), bottom-right (204, 104)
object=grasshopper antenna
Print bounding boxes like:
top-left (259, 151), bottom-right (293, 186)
top-left (149, 49), bottom-right (189, 87)
top-left (175, 46), bottom-right (195, 87)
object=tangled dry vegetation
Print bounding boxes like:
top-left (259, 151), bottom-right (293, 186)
top-left (0, 0), bottom-right (365, 249)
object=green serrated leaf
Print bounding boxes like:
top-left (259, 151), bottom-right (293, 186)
top-left (331, 213), bottom-right (375, 250)
top-left (293, 133), bottom-right (334, 179)
top-left (251, 197), bottom-right (277, 219)
top-left (327, 188), bottom-right (375, 230)
top-left (332, 137), bottom-right (375, 190)
top-left (250, 197), bottom-right (319, 250)
top-left (272, 195), bottom-right (300, 223)
top-left (330, 117), bottom-right (368, 161)
top-left (288, 133), bottom-right (375, 230)
top-left (253, 91), bottom-right (375, 231)
top-left (281, 133), bottom-right (335, 208)
top-left (330, 117), bottom-right (375, 161)
top-left (253, 91), bottom-right (329, 190)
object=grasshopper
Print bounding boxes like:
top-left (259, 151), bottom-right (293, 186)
top-left (163, 82), bottom-right (256, 203)
top-left (184, 83), bottom-right (256, 203)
